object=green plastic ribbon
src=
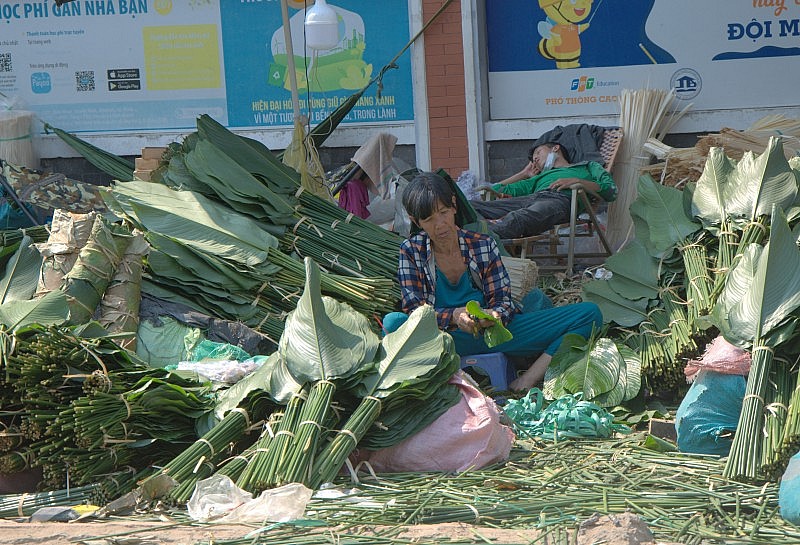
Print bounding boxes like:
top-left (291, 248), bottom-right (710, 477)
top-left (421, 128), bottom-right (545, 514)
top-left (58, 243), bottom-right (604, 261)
top-left (503, 388), bottom-right (631, 440)
top-left (0, 134), bottom-right (32, 142)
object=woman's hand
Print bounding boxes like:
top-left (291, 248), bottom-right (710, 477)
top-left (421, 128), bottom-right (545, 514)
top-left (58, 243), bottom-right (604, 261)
top-left (453, 307), bottom-right (500, 336)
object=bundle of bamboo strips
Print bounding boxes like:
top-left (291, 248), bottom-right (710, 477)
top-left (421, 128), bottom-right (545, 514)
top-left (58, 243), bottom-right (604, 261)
top-left (0, 109), bottom-right (35, 168)
top-left (502, 255), bottom-right (538, 302)
top-left (642, 114), bottom-right (800, 188)
top-left (606, 89), bottom-right (690, 251)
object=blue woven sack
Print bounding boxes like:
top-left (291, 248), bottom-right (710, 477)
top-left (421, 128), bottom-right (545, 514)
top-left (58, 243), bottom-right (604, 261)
top-left (675, 370), bottom-right (746, 455)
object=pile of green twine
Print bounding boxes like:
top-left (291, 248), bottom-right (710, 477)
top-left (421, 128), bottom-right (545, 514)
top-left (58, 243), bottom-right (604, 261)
top-left (503, 388), bottom-right (631, 440)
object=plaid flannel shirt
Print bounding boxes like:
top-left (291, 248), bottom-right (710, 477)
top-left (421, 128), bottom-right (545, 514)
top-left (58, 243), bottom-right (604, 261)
top-left (398, 228), bottom-right (518, 330)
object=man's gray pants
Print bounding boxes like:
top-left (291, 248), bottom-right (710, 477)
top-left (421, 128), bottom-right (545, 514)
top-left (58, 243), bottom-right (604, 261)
top-left (471, 190), bottom-right (572, 239)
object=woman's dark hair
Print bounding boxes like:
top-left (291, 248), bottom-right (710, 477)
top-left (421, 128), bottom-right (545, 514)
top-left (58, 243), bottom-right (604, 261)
top-left (528, 141), bottom-right (571, 163)
top-left (402, 171), bottom-right (455, 222)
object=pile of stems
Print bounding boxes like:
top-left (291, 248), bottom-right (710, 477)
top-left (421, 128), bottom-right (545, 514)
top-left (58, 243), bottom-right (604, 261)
top-left (681, 238), bottom-right (714, 326)
top-left (712, 219), bottom-right (739, 299)
top-left (760, 361), bottom-right (793, 477)
top-left (89, 466), bottom-right (155, 506)
top-left (216, 411), bottom-right (284, 483)
top-left (779, 375), bottom-right (800, 456)
top-left (0, 485), bottom-right (98, 518)
top-left (724, 338), bottom-right (775, 481)
top-left (662, 287), bottom-right (698, 359)
top-left (156, 408), bottom-right (251, 485)
top-left (280, 380), bottom-right (336, 485)
top-left (309, 395), bottom-right (382, 489)
top-left (736, 215), bottom-right (770, 255)
top-left (295, 434), bottom-right (800, 544)
top-left (0, 449), bottom-right (31, 474)
top-left (237, 389), bottom-right (307, 493)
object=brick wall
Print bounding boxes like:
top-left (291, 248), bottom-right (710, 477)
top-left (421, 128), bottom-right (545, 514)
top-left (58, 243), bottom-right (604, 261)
top-left (423, 0), bottom-right (468, 176)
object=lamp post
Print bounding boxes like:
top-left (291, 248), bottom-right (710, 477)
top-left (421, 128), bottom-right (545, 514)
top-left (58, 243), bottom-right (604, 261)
top-left (279, 0), bottom-right (339, 124)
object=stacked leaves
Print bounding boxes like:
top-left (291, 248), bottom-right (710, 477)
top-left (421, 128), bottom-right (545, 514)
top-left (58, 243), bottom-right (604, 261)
top-left (584, 138), bottom-right (800, 393)
top-left (583, 137), bottom-right (800, 480)
top-left (2, 323), bottom-right (214, 490)
top-left (155, 257), bottom-right (460, 495)
top-left (105, 115), bottom-right (401, 346)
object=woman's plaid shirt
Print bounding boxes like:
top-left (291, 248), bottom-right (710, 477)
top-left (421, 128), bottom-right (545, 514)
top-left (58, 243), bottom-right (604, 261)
top-left (398, 228), bottom-right (518, 330)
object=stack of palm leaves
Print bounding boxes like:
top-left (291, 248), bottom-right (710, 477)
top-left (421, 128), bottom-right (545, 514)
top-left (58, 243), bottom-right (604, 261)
top-left (583, 137), bottom-right (800, 480)
top-left (146, 257), bottom-right (461, 497)
top-left (103, 115), bottom-right (401, 346)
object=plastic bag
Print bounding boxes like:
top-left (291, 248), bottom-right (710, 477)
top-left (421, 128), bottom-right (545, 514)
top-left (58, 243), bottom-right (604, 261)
top-left (187, 474), bottom-right (252, 522)
top-left (187, 474), bottom-right (312, 523)
top-left (780, 450), bottom-right (800, 523)
top-left (675, 369), bottom-right (746, 455)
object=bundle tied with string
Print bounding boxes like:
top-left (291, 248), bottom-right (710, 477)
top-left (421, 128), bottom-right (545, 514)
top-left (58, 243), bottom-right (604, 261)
top-left (0, 108), bottom-right (35, 168)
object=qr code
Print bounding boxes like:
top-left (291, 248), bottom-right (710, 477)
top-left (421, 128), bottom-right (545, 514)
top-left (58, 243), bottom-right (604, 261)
top-left (75, 70), bottom-right (95, 92)
top-left (0, 53), bottom-right (11, 73)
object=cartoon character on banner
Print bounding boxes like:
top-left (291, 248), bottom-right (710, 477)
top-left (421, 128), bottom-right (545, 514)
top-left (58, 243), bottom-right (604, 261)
top-left (537, 0), bottom-right (596, 69)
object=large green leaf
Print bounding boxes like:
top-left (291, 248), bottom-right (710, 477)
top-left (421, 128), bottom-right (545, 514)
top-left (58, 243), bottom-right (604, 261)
top-left (109, 182), bottom-right (278, 267)
top-left (602, 240), bottom-right (660, 300)
top-left (593, 343), bottom-right (641, 407)
top-left (358, 305), bottom-right (450, 398)
top-left (279, 257), bottom-right (379, 383)
top-left (185, 140), bottom-right (296, 224)
top-left (690, 146), bottom-right (738, 231)
top-left (582, 280), bottom-right (650, 327)
top-left (0, 289), bottom-right (69, 330)
top-left (0, 235), bottom-right (42, 303)
top-left (197, 114), bottom-right (299, 195)
top-left (724, 137), bottom-right (798, 223)
top-left (545, 336), bottom-right (617, 401)
top-left (714, 206), bottom-right (800, 347)
top-left (630, 175), bottom-right (701, 258)
top-left (544, 336), bottom-right (641, 407)
top-left (213, 351), bottom-right (300, 418)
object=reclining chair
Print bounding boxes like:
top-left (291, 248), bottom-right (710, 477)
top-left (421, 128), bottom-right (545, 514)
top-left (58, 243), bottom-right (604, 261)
top-left (500, 127), bottom-right (622, 275)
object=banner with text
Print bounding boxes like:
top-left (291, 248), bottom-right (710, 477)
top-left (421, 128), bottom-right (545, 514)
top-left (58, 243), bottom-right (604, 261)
top-left (485, 0), bottom-right (800, 120)
top-left (0, 0), bottom-right (413, 133)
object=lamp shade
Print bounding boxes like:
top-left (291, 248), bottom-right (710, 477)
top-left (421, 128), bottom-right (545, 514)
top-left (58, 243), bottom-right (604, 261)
top-left (304, 0), bottom-right (339, 50)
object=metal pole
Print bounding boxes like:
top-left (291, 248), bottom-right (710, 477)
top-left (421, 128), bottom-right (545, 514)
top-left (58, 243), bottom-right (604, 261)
top-left (280, 0), bottom-right (302, 121)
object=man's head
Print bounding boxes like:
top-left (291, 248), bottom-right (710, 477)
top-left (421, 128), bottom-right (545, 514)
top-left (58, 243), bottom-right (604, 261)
top-left (528, 142), bottom-right (571, 171)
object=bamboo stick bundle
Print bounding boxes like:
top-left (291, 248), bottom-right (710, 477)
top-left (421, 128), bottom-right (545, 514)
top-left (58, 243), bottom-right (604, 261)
top-left (501, 255), bottom-right (538, 303)
top-left (642, 114), bottom-right (800, 189)
top-left (606, 88), bottom-right (690, 251)
top-left (0, 109), bottom-right (35, 168)
top-left (640, 146), bottom-right (705, 188)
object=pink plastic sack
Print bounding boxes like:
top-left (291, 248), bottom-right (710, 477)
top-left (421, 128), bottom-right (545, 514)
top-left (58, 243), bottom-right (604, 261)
top-left (684, 335), bottom-right (751, 383)
top-left (352, 371), bottom-right (515, 473)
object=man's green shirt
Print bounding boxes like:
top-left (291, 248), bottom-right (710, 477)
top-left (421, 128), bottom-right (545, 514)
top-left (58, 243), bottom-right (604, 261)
top-left (491, 161), bottom-right (617, 202)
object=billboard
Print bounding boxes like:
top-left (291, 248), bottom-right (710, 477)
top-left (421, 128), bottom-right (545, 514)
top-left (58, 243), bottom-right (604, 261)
top-left (0, 0), bottom-right (413, 133)
top-left (485, 0), bottom-right (800, 120)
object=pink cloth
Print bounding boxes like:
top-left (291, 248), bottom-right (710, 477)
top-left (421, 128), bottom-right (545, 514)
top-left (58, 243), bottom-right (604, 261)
top-left (337, 179), bottom-right (371, 219)
top-left (684, 335), bottom-right (751, 382)
top-left (352, 371), bottom-right (515, 473)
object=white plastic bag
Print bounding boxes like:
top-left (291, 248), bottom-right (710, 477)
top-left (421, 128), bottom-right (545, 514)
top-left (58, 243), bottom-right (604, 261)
top-left (187, 474), bottom-right (252, 522)
top-left (187, 474), bottom-right (313, 523)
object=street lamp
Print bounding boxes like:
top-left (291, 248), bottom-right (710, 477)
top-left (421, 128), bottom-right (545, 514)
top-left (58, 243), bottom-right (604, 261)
top-left (304, 0), bottom-right (339, 51)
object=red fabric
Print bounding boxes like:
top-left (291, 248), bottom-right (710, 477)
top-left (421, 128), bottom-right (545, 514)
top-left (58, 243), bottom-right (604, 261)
top-left (338, 179), bottom-right (371, 219)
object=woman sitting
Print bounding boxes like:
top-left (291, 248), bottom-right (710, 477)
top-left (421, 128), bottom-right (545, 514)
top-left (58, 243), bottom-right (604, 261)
top-left (384, 171), bottom-right (602, 391)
